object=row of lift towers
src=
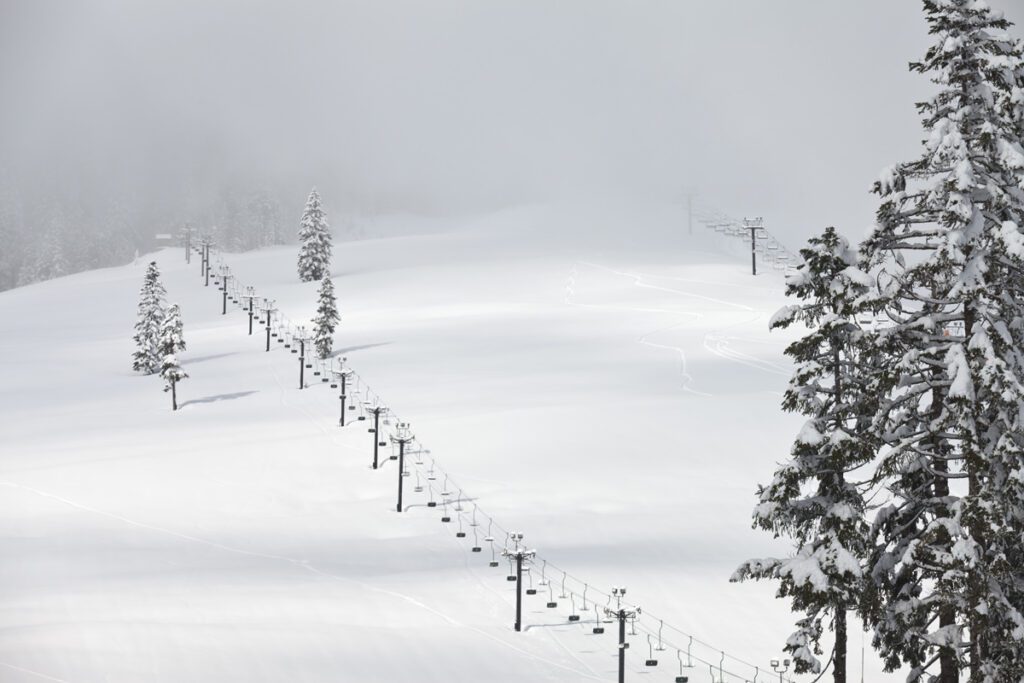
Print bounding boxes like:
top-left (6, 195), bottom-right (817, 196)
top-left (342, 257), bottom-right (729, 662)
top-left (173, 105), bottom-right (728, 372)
top-left (182, 222), bottom-right (795, 683)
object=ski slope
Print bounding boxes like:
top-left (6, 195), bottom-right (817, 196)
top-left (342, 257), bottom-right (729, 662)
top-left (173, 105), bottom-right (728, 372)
top-left (0, 201), bottom-right (898, 682)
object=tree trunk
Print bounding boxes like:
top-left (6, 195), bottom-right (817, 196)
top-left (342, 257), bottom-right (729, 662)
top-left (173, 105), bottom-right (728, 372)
top-left (962, 304), bottom-right (985, 683)
top-left (171, 380), bottom-right (177, 411)
top-left (834, 606), bottom-right (847, 683)
top-left (831, 346), bottom-right (848, 683)
top-left (930, 371), bottom-right (959, 683)
top-left (939, 604), bottom-right (959, 683)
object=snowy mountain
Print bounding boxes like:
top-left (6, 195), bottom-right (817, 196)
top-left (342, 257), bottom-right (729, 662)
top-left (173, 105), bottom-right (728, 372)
top-left (0, 202), bottom-right (900, 682)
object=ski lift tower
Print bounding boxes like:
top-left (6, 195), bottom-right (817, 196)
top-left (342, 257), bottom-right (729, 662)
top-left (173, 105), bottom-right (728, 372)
top-left (218, 263), bottom-right (231, 315)
top-left (200, 237), bottom-right (212, 285)
top-left (604, 586), bottom-right (640, 683)
top-left (390, 422), bottom-right (415, 512)
top-left (259, 298), bottom-right (277, 352)
top-left (182, 223), bottom-right (195, 263)
top-left (295, 325), bottom-right (312, 389)
top-left (770, 657), bottom-right (791, 683)
top-left (743, 217), bottom-right (766, 276)
top-left (681, 188), bottom-right (696, 236)
top-left (501, 533), bottom-right (536, 632)
top-left (240, 286), bottom-right (259, 335)
top-left (330, 357), bottom-right (354, 426)
top-left (365, 403), bottom-right (389, 469)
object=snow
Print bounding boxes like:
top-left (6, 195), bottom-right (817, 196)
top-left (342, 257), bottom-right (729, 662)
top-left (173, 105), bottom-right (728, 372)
top-left (946, 343), bottom-right (975, 400)
top-left (796, 421), bottom-right (825, 447)
top-left (0, 201), bottom-right (906, 681)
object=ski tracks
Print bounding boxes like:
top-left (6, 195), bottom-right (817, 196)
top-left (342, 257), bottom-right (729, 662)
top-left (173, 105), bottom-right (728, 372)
top-left (564, 261), bottom-right (784, 395)
top-left (0, 480), bottom-right (604, 682)
top-left (0, 661), bottom-right (76, 683)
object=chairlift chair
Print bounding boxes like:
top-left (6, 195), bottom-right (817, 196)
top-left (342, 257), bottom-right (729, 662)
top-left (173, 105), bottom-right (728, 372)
top-left (591, 601), bottom-right (605, 634)
top-left (456, 516), bottom-right (466, 538)
top-left (486, 529), bottom-right (499, 567)
top-left (525, 569), bottom-right (537, 595)
top-left (471, 527), bottom-right (481, 552)
top-left (645, 634), bottom-right (659, 666)
top-left (568, 595), bottom-right (580, 622)
top-left (673, 638), bottom-right (695, 683)
top-left (602, 597), bottom-right (615, 623)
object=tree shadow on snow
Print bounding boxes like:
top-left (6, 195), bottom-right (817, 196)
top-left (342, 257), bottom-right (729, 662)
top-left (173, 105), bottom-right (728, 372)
top-left (182, 352), bottom-right (239, 366)
top-left (179, 390), bottom-right (258, 408)
top-left (328, 342), bottom-right (391, 358)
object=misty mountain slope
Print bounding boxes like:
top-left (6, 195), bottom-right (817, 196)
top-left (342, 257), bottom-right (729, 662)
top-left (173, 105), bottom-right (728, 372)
top-left (0, 204), bottom-right (899, 682)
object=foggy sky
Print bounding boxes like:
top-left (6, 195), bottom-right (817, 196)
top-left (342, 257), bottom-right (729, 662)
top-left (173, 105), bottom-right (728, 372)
top-left (3, 0), bottom-right (1023, 247)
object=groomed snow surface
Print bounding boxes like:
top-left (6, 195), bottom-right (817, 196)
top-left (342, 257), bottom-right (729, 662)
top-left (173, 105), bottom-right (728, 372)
top-left (0, 202), bottom-right (901, 682)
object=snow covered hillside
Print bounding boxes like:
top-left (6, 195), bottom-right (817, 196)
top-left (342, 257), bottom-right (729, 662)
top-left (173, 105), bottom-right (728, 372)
top-left (0, 202), bottom-right (898, 682)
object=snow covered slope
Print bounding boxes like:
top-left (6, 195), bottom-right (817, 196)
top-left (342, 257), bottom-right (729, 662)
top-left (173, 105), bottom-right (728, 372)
top-left (0, 201), bottom-right (898, 682)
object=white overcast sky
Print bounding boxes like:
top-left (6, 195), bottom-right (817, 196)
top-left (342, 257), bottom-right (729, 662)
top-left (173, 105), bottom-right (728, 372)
top-left (2, 0), bottom-right (1023, 246)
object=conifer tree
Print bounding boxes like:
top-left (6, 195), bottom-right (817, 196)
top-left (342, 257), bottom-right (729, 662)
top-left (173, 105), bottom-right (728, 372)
top-left (297, 188), bottom-right (331, 282)
top-left (158, 304), bottom-right (187, 411)
top-left (859, 3), bottom-right (1024, 681)
top-left (132, 261), bottom-right (166, 374)
top-left (312, 275), bottom-right (340, 359)
top-left (733, 228), bottom-right (881, 683)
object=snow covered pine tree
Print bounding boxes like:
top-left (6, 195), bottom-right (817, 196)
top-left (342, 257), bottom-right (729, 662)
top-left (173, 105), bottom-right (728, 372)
top-left (158, 304), bottom-right (188, 411)
top-left (733, 227), bottom-right (881, 683)
top-left (860, 2), bottom-right (1024, 681)
top-left (296, 188), bottom-right (332, 282)
top-left (132, 261), bottom-right (166, 374)
top-left (312, 275), bottom-right (339, 359)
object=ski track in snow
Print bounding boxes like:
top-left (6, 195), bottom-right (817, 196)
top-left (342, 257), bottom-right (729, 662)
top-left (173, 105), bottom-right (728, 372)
top-left (565, 261), bottom-right (786, 396)
top-left (0, 481), bottom-right (605, 682)
top-left (564, 263), bottom-right (709, 397)
top-left (0, 661), bottom-right (76, 683)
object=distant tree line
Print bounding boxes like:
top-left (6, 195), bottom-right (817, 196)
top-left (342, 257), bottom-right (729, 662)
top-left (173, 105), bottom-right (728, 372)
top-left (0, 182), bottom-right (289, 292)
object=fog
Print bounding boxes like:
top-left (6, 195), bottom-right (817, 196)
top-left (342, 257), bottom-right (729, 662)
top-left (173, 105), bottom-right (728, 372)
top-left (2, 0), bottom-right (1021, 286)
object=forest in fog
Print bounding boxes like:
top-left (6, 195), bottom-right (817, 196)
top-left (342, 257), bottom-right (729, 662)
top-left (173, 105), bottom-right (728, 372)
top-left (0, 180), bottom-right (295, 290)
